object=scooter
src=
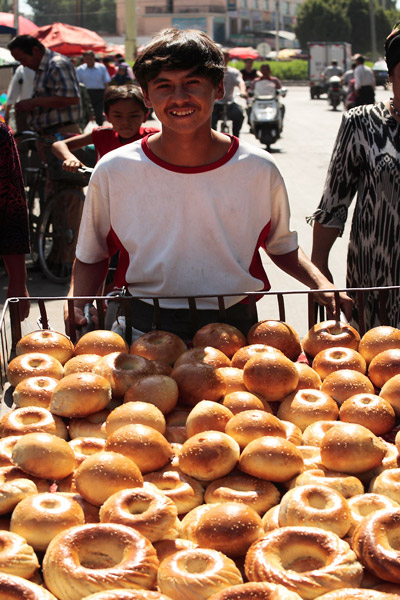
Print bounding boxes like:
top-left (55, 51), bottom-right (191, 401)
top-left (249, 80), bottom-right (287, 150)
top-left (327, 75), bottom-right (343, 111)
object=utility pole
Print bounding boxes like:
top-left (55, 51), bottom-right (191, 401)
top-left (125, 0), bottom-right (137, 63)
top-left (275, 0), bottom-right (280, 54)
top-left (13, 0), bottom-right (19, 34)
top-left (369, 0), bottom-right (377, 62)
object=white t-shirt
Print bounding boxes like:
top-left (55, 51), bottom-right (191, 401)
top-left (354, 64), bottom-right (375, 89)
top-left (76, 136), bottom-right (299, 308)
top-left (6, 65), bottom-right (35, 105)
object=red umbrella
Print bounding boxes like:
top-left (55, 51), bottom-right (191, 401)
top-left (228, 47), bottom-right (259, 60)
top-left (0, 12), bottom-right (38, 34)
top-left (32, 22), bottom-right (107, 56)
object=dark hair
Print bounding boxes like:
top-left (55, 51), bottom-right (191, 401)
top-left (104, 84), bottom-right (148, 114)
top-left (8, 34), bottom-right (45, 54)
top-left (133, 28), bottom-right (224, 90)
top-left (385, 23), bottom-right (400, 74)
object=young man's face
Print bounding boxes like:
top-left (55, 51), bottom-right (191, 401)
top-left (106, 99), bottom-right (147, 141)
top-left (142, 68), bottom-right (224, 135)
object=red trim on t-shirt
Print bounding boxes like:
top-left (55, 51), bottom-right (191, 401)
top-left (141, 134), bottom-right (239, 173)
top-left (246, 220), bottom-right (272, 299)
top-left (92, 126), bottom-right (159, 159)
top-left (106, 228), bottom-right (129, 288)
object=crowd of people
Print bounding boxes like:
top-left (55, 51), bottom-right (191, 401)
top-left (0, 26), bottom-right (399, 336)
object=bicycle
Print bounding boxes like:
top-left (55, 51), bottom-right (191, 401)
top-left (17, 132), bottom-right (93, 284)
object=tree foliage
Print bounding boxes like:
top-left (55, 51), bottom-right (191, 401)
top-left (0, 0), bottom-right (12, 10)
top-left (295, 0), bottom-right (396, 55)
top-left (26, 0), bottom-right (117, 33)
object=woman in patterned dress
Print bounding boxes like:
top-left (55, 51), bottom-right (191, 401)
top-left (309, 25), bottom-right (400, 331)
top-left (0, 122), bottom-right (30, 318)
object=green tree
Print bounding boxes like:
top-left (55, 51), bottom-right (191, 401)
top-left (295, 0), bottom-right (351, 50)
top-left (26, 0), bottom-right (116, 33)
top-left (347, 0), bottom-right (391, 54)
top-left (0, 0), bottom-right (12, 10)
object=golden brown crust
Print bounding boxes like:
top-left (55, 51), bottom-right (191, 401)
top-left (82, 591), bottom-right (175, 600)
top-left (278, 484), bottom-right (352, 537)
top-left (359, 326), bottom-right (400, 364)
top-left (10, 492), bottom-right (85, 552)
top-left (192, 323), bottom-right (247, 359)
top-left (208, 582), bottom-right (303, 599)
top-left (181, 501), bottom-right (264, 557)
top-left (99, 483), bottom-right (178, 542)
top-left (50, 373), bottom-right (112, 418)
top-left (352, 508), bottom-right (400, 582)
top-left (178, 430), bottom-right (240, 482)
top-left (321, 370), bottom-right (375, 405)
top-left (64, 353), bottom-right (102, 375)
top-left (231, 344), bottom-right (284, 369)
top-left (247, 320), bottom-right (302, 361)
top-left (123, 375), bottom-right (178, 415)
top-left (294, 362), bottom-right (322, 391)
top-left (105, 424), bottom-right (173, 474)
top-left (94, 352), bottom-right (156, 398)
top-left (42, 523), bottom-right (159, 600)
top-left (7, 352), bottom-right (63, 388)
top-left (144, 468), bottom-right (204, 515)
top-left (368, 349), bottom-right (400, 389)
top-left (0, 572), bottom-right (58, 599)
top-left (302, 320), bottom-right (360, 358)
top-left (312, 347), bottom-right (366, 380)
top-left (106, 401), bottom-right (166, 436)
top-left (0, 530), bottom-right (39, 579)
top-left (316, 590), bottom-right (400, 599)
top-left (16, 330), bottom-right (74, 365)
top-left (130, 330), bottom-right (187, 365)
top-left (186, 400), bottom-right (233, 437)
top-left (74, 451), bottom-right (144, 507)
top-left (339, 394), bottom-right (396, 435)
top-left (347, 493), bottom-right (399, 536)
top-left (157, 548), bottom-right (243, 600)
top-left (277, 389), bottom-right (339, 432)
top-left (12, 376), bottom-right (59, 409)
top-left (291, 468), bottom-right (364, 499)
top-left (11, 432), bottom-right (76, 480)
top-left (222, 390), bottom-right (267, 414)
top-left (320, 423), bottom-right (386, 474)
top-left (68, 437), bottom-right (106, 466)
top-left (239, 436), bottom-right (303, 483)
top-left (245, 526), bottom-right (363, 598)
top-left (0, 406), bottom-right (67, 439)
top-left (171, 362), bottom-right (227, 406)
top-left (225, 410), bottom-right (287, 449)
top-left (74, 330), bottom-right (128, 356)
top-left (243, 353), bottom-right (299, 402)
top-left (369, 468), bottom-right (400, 504)
top-left (204, 472), bottom-right (280, 515)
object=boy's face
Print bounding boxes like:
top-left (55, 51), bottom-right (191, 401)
top-left (106, 99), bottom-right (147, 141)
top-left (142, 68), bottom-right (224, 135)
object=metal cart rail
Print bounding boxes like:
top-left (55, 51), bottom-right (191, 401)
top-left (1, 285), bottom-right (399, 392)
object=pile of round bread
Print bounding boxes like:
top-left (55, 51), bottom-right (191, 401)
top-left (2, 320), bottom-right (400, 599)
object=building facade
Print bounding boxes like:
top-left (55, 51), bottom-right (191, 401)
top-left (116, 0), bottom-right (302, 47)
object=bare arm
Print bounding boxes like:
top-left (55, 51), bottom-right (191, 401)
top-left (52, 132), bottom-right (94, 171)
top-left (2, 254), bottom-right (30, 319)
top-left (311, 221), bottom-right (341, 283)
top-left (268, 246), bottom-right (353, 320)
top-left (65, 257), bottom-right (109, 333)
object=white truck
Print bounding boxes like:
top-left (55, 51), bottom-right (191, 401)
top-left (308, 41), bottom-right (352, 99)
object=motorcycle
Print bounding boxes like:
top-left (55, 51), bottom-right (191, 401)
top-left (327, 75), bottom-right (343, 111)
top-left (249, 80), bottom-right (287, 151)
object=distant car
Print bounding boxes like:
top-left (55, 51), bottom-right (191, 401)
top-left (372, 60), bottom-right (389, 88)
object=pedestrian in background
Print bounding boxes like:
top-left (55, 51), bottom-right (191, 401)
top-left (309, 24), bottom-right (400, 330)
top-left (4, 64), bottom-right (35, 133)
top-left (0, 122), bottom-right (30, 319)
top-left (354, 54), bottom-right (375, 105)
top-left (77, 50), bottom-right (111, 125)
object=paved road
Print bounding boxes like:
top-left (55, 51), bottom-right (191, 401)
top-left (0, 85), bottom-right (392, 337)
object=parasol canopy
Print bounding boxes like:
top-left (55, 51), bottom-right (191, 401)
top-left (32, 22), bottom-right (108, 56)
top-left (0, 12), bottom-right (38, 34)
top-left (228, 47), bottom-right (259, 60)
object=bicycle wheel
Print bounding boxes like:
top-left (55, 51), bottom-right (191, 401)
top-left (25, 167), bottom-right (45, 265)
top-left (37, 188), bottom-right (84, 284)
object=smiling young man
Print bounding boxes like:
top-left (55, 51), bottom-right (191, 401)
top-left (67, 28), bottom-right (352, 339)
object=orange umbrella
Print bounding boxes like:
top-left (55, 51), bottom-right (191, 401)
top-left (32, 22), bottom-right (107, 56)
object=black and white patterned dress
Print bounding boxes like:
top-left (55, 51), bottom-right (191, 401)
top-left (311, 102), bottom-right (400, 330)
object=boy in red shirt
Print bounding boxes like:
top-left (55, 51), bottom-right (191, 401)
top-left (51, 84), bottom-right (159, 167)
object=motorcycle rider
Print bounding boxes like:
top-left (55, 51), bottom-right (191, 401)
top-left (211, 49), bottom-right (247, 137)
top-left (251, 63), bottom-right (285, 120)
top-left (323, 60), bottom-right (343, 80)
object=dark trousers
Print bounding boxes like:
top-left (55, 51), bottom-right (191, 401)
top-left (119, 297), bottom-right (258, 343)
top-left (212, 102), bottom-right (245, 137)
top-left (87, 88), bottom-right (105, 125)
